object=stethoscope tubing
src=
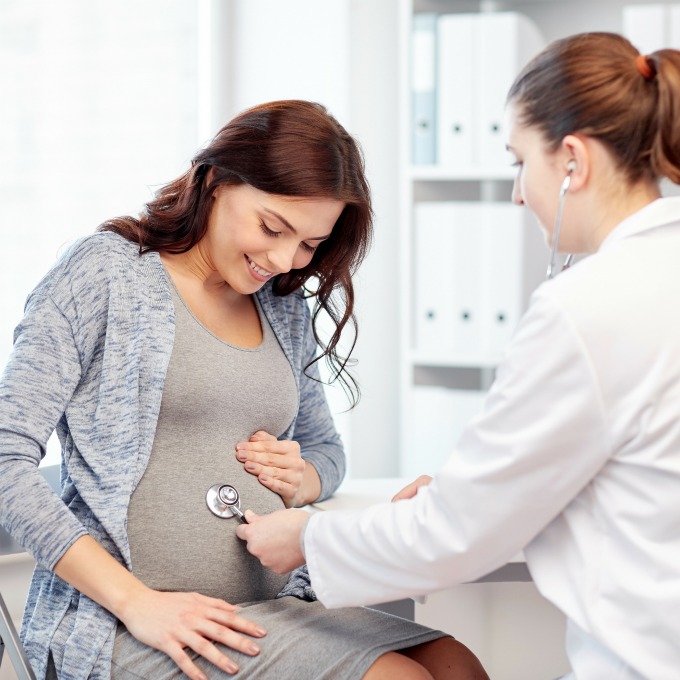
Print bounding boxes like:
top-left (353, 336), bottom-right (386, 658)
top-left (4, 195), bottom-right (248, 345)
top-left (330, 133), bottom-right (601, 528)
top-left (546, 172), bottom-right (572, 279)
top-left (546, 172), bottom-right (573, 279)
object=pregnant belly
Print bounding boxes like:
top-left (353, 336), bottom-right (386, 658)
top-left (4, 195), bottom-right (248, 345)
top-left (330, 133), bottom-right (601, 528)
top-left (127, 462), bottom-right (291, 604)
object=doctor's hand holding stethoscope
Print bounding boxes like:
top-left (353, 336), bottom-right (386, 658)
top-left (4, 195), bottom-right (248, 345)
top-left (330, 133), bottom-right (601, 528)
top-left (235, 474), bottom-right (436, 573)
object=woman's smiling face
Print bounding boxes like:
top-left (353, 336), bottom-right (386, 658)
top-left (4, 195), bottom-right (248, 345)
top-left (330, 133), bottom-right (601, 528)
top-left (200, 183), bottom-right (345, 294)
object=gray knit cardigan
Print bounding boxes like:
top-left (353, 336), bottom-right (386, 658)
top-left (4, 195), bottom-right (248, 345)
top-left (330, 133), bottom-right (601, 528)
top-left (0, 232), bottom-right (345, 679)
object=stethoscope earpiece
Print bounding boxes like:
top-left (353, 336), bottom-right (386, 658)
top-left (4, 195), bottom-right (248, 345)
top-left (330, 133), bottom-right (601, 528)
top-left (206, 484), bottom-right (248, 522)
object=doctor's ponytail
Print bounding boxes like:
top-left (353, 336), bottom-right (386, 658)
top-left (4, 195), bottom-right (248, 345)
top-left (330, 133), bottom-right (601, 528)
top-left (507, 32), bottom-right (680, 186)
top-left (647, 49), bottom-right (680, 184)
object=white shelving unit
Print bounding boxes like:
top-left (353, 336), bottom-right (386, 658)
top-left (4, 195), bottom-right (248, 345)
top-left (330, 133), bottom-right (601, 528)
top-left (397, 0), bottom-right (552, 477)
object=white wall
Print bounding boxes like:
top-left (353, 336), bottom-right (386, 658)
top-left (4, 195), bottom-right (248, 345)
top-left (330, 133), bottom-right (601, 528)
top-left (344, 0), bottom-right (401, 476)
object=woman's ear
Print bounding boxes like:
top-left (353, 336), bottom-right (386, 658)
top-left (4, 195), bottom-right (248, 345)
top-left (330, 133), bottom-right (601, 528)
top-left (204, 166), bottom-right (222, 200)
top-left (560, 135), bottom-right (589, 191)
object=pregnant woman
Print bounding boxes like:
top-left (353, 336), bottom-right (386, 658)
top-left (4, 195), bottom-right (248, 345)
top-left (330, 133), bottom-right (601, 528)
top-left (0, 100), bottom-right (487, 680)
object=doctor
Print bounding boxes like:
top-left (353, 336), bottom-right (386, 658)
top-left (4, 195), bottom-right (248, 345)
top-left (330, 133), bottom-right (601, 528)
top-left (238, 32), bottom-right (680, 680)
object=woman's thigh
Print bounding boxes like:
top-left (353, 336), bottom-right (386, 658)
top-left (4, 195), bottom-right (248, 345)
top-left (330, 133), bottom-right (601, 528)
top-left (111, 598), bottom-right (450, 680)
top-left (400, 638), bottom-right (490, 680)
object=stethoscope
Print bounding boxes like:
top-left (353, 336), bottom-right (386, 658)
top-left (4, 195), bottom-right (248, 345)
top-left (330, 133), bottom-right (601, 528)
top-left (206, 484), bottom-right (248, 523)
top-left (546, 161), bottom-right (576, 279)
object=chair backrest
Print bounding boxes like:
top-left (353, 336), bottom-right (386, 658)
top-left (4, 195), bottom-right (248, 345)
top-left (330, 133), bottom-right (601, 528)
top-left (0, 591), bottom-right (36, 680)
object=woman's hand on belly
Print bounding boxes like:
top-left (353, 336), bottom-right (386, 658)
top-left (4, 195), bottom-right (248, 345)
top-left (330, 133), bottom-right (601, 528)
top-left (236, 430), bottom-right (321, 508)
top-left (120, 589), bottom-right (267, 680)
top-left (54, 535), bottom-right (267, 680)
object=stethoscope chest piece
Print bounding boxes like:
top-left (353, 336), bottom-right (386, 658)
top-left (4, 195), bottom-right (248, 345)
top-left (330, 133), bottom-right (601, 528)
top-left (206, 484), bottom-right (247, 522)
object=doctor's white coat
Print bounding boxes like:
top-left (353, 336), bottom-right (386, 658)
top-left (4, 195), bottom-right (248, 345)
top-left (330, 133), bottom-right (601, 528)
top-left (304, 198), bottom-right (680, 679)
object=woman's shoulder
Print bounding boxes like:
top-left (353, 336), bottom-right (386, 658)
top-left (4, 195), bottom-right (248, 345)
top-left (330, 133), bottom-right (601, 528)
top-left (28, 232), bottom-right (155, 312)
top-left (57, 231), bottom-right (142, 271)
top-left (37, 232), bottom-right (144, 287)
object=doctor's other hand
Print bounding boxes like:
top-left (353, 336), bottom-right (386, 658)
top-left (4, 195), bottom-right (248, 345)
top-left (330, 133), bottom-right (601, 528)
top-left (391, 475), bottom-right (433, 502)
top-left (236, 431), bottom-right (320, 508)
top-left (119, 587), bottom-right (266, 680)
top-left (236, 509), bottom-right (309, 573)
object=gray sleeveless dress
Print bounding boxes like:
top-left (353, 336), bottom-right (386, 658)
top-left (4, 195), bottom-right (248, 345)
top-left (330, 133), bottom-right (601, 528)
top-left (111, 283), bottom-right (447, 679)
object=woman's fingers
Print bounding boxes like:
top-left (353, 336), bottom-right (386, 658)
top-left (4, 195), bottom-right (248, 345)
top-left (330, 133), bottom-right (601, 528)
top-left (122, 590), bottom-right (267, 680)
top-left (175, 608), bottom-right (267, 678)
top-left (248, 430), bottom-right (277, 442)
top-left (207, 606), bottom-right (267, 640)
top-left (254, 473), bottom-right (295, 497)
top-left (236, 435), bottom-right (306, 506)
top-left (391, 475), bottom-right (433, 502)
top-left (237, 441), bottom-right (303, 468)
top-left (165, 643), bottom-right (238, 680)
top-left (196, 620), bottom-right (261, 657)
top-left (171, 632), bottom-right (240, 678)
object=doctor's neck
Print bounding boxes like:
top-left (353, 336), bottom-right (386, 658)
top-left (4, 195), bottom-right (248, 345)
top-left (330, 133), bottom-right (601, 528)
top-left (583, 145), bottom-right (662, 252)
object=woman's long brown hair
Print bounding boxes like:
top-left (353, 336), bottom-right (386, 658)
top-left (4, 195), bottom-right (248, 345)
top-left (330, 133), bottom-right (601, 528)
top-left (99, 100), bottom-right (373, 406)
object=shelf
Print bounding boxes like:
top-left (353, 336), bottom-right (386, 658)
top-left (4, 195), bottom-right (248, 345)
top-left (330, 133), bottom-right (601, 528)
top-left (410, 165), bottom-right (516, 181)
top-left (410, 352), bottom-right (500, 369)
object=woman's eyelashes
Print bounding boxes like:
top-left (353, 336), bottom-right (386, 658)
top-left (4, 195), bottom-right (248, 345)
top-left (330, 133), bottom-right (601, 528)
top-left (259, 221), bottom-right (280, 238)
top-left (259, 221), bottom-right (318, 254)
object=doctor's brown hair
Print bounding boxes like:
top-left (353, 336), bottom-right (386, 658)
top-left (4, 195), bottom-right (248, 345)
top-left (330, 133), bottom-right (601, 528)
top-left (507, 32), bottom-right (680, 185)
top-left (99, 100), bottom-right (373, 405)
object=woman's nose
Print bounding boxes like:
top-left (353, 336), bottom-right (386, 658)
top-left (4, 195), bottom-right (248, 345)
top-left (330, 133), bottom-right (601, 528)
top-left (511, 177), bottom-right (524, 205)
top-left (267, 242), bottom-right (300, 274)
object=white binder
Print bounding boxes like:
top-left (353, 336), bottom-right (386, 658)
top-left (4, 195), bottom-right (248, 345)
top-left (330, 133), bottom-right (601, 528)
top-left (622, 5), bottom-right (667, 53)
top-left (415, 201), bottom-right (546, 364)
top-left (435, 12), bottom-right (544, 170)
top-left (448, 202), bottom-right (484, 362)
top-left (673, 5), bottom-right (680, 47)
top-left (402, 385), bottom-right (454, 478)
top-left (412, 13), bottom-right (437, 165)
top-left (414, 202), bottom-right (483, 362)
top-left (476, 13), bottom-right (545, 169)
top-left (436, 14), bottom-right (476, 168)
top-left (623, 3), bottom-right (680, 51)
top-left (402, 385), bottom-right (486, 478)
top-left (478, 203), bottom-right (547, 362)
top-left (414, 202), bottom-right (456, 356)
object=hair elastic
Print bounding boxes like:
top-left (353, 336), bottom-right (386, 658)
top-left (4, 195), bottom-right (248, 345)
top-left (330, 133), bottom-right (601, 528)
top-left (636, 54), bottom-right (655, 81)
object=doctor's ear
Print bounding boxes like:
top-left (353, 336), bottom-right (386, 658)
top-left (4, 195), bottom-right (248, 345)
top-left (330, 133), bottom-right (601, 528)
top-left (559, 134), bottom-right (590, 191)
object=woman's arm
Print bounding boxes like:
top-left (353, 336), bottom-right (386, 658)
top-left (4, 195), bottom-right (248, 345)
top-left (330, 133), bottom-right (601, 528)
top-left (0, 293), bottom-right (88, 566)
top-left (285, 297), bottom-right (346, 501)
